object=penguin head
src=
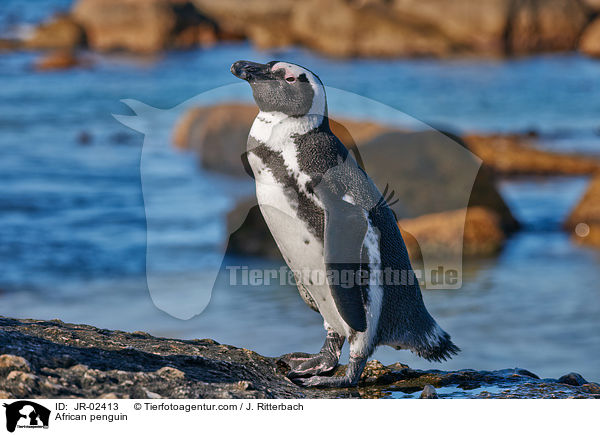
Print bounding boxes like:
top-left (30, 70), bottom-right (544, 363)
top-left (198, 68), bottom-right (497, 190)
top-left (231, 60), bottom-right (326, 118)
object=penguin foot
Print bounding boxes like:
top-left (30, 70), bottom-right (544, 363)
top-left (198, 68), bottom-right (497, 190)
top-left (285, 354), bottom-right (339, 379)
top-left (291, 375), bottom-right (356, 388)
top-left (292, 354), bottom-right (367, 388)
top-left (279, 330), bottom-right (345, 379)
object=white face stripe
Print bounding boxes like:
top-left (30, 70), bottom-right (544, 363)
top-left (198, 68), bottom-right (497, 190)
top-left (270, 62), bottom-right (326, 118)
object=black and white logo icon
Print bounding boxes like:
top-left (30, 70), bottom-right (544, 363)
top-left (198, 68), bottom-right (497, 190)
top-left (3, 401), bottom-right (50, 432)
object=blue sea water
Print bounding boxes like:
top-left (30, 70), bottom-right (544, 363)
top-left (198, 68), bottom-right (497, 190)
top-left (1, 0), bottom-right (600, 382)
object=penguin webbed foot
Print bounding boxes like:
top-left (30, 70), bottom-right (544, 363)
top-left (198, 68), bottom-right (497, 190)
top-left (292, 354), bottom-right (367, 389)
top-left (281, 330), bottom-right (345, 379)
top-left (285, 353), bottom-right (339, 379)
top-left (291, 374), bottom-right (356, 388)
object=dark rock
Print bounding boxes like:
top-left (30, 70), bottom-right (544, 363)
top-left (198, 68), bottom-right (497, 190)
top-left (558, 372), bottom-right (588, 386)
top-left (420, 384), bottom-right (438, 399)
top-left (1, 316), bottom-right (597, 399)
top-left (77, 131), bottom-right (93, 145)
top-left (109, 131), bottom-right (135, 145)
top-left (515, 368), bottom-right (540, 379)
top-left (226, 200), bottom-right (281, 260)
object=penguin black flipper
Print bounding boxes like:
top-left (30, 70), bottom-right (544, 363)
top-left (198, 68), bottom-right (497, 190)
top-left (314, 176), bottom-right (368, 333)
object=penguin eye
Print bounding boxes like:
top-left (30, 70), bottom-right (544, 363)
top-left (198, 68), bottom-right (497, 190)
top-left (285, 76), bottom-right (296, 83)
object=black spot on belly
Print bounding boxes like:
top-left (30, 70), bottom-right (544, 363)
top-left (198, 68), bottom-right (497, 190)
top-left (250, 144), bottom-right (325, 241)
top-left (304, 239), bottom-right (310, 245)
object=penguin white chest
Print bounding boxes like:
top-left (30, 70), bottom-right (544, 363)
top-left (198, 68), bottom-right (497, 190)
top-left (246, 151), bottom-right (351, 336)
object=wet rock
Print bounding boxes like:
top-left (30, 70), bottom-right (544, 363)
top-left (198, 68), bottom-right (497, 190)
top-left (34, 50), bottom-right (82, 71)
top-left (24, 14), bottom-right (86, 50)
top-left (580, 17), bottom-right (600, 58)
top-left (463, 133), bottom-right (600, 176)
top-left (0, 317), bottom-right (597, 399)
top-left (72, 0), bottom-right (218, 53)
top-left (515, 368), bottom-right (539, 379)
top-left (420, 384), bottom-right (438, 399)
top-left (558, 372), bottom-right (588, 386)
top-left (565, 175), bottom-right (600, 247)
top-left (581, 383), bottom-right (600, 394)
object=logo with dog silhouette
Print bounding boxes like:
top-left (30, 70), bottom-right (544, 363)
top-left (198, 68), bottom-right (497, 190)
top-left (3, 401), bottom-right (50, 432)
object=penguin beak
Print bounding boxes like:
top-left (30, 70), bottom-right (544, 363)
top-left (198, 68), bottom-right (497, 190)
top-left (231, 60), bottom-right (271, 82)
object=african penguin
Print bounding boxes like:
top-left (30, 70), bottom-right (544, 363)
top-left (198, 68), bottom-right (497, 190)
top-left (231, 60), bottom-right (459, 388)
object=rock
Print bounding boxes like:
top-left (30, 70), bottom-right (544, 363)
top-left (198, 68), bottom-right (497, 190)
top-left (0, 355), bottom-right (31, 373)
top-left (399, 206), bottom-right (505, 259)
top-left (580, 17), bottom-right (600, 58)
top-left (463, 133), bottom-right (600, 176)
top-left (34, 51), bottom-right (82, 71)
top-left (156, 366), bottom-right (186, 379)
top-left (420, 384), bottom-right (438, 399)
top-left (226, 199), bottom-right (281, 259)
top-left (582, 0), bottom-right (600, 11)
top-left (558, 372), bottom-right (588, 386)
top-left (506, 0), bottom-right (589, 55)
top-left (581, 383), bottom-right (600, 394)
top-left (565, 175), bottom-right (600, 247)
top-left (192, 0), bottom-right (294, 46)
top-left (72, 0), bottom-right (218, 53)
top-left (172, 104), bottom-right (394, 177)
top-left (357, 131), bottom-right (518, 230)
top-left (77, 131), bottom-right (93, 145)
top-left (388, 0), bottom-right (512, 56)
top-left (0, 390), bottom-right (14, 399)
top-left (173, 104), bottom-right (257, 176)
top-left (144, 388), bottom-right (162, 399)
top-left (290, 0), bottom-right (454, 58)
top-left (202, 0), bottom-right (589, 57)
top-left (0, 39), bottom-right (22, 51)
top-left (24, 14), bottom-right (86, 50)
top-left (1, 316), bottom-right (597, 399)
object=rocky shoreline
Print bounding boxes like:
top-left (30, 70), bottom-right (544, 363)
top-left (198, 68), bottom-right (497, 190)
top-left (3, 0), bottom-right (600, 60)
top-left (1, 317), bottom-right (598, 399)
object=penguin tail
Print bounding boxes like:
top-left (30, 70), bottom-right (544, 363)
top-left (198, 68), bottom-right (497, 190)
top-left (415, 323), bottom-right (460, 362)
